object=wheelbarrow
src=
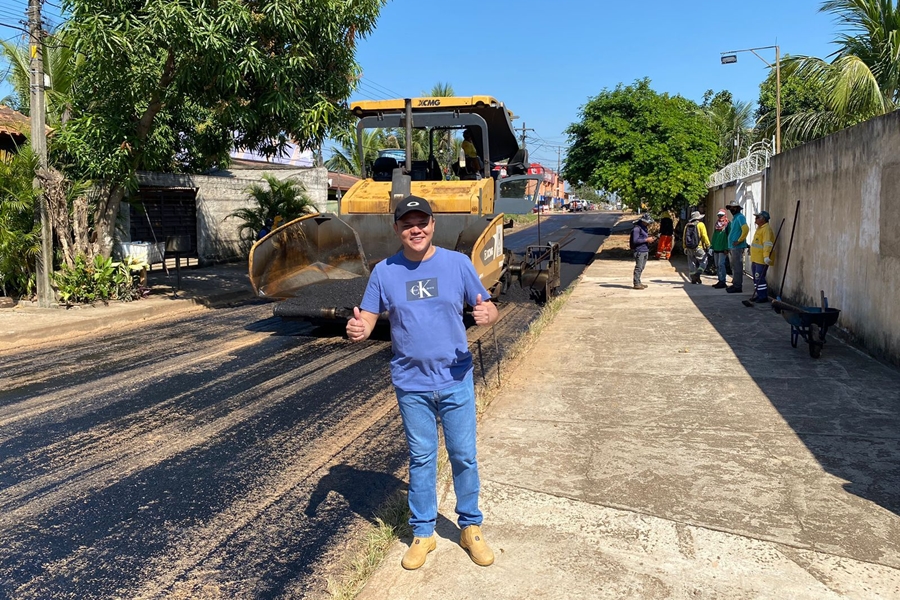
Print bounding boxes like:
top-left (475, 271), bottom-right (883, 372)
top-left (772, 292), bottom-right (841, 359)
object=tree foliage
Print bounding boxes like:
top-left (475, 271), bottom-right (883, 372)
top-left (756, 56), bottom-right (829, 150)
top-left (52, 0), bottom-right (386, 256)
top-left (227, 174), bottom-right (316, 250)
top-left (1, 31), bottom-right (81, 125)
top-left (326, 128), bottom-right (385, 176)
top-left (702, 90), bottom-right (756, 167)
top-left (0, 147), bottom-right (40, 297)
top-left (783, 0), bottom-right (900, 143)
top-left (562, 79), bottom-right (718, 212)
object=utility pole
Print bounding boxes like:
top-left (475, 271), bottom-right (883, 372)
top-left (29, 0), bottom-right (52, 307)
top-left (518, 122), bottom-right (534, 148)
top-left (556, 147), bottom-right (562, 206)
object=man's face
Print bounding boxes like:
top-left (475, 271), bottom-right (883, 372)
top-left (728, 207), bottom-right (740, 216)
top-left (755, 215), bottom-right (767, 226)
top-left (394, 211), bottom-right (434, 255)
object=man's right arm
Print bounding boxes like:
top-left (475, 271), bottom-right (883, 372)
top-left (347, 306), bottom-right (379, 342)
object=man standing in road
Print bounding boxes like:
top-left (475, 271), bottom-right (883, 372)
top-left (631, 213), bottom-right (656, 289)
top-left (725, 199), bottom-right (750, 293)
top-left (346, 195), bottom-right (499, 570)
top-left (747, 210), bottom-right (775, 303)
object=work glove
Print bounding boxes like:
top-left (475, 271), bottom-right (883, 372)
top-left (764, 257), bottom-right (771, 265)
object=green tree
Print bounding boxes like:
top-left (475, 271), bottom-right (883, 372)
top-left (562, 79), bottom-right (718, 213)
top-left (0, 146), bottom-right (40, 297)
top-left (426, 82), bottom-right (456, 173)
top-left (784, 0), bottom-right (900, 142)
top-left (755, 55), bottom-right (829, 150)
top-left (701, 90), bottom-right (756, 167)
top-left (326, 128), bottom-right (385, 176)
top-left (1, 32), bottom-right (81, 125)
top-left (227, 174), bottom-right (316, 250)
top-left (53, 0), bottom-right (386, 257)
top-left (570, 184), bottom-right (602, 204)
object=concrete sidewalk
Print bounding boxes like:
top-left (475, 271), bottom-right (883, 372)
top-left (0, 261), bottom-right (255, 350)
top-left (358, 257), bottom-right (900, 599)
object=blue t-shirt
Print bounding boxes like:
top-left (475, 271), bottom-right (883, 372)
top-left (361, 246), bottom-right (489, 391)
top-left (728, 212), bottom-right (749, 249)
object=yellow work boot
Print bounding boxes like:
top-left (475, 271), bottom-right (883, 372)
top-left (459, 525), bottom-right (494, 566)
top-left (401, 535), bottom-right (436, 570)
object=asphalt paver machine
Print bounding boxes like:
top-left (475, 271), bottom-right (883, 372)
top-left (248, 95), bottom-right (560, 322)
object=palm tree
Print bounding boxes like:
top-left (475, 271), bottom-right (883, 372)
top-left (326, 128), bottom-right (385, 176)
top-left (0, 146), bottom-right (40, 297)
top-left (785, 0), bottom-right (900, 142)
top-left (1, 30), bottom-right (80, 126)
top-left (227, 174), bottom-right (317, 249)
top-left (702, 91), bottom-right (755, 167)
top-left (426, 82), bottom-right (456, 174)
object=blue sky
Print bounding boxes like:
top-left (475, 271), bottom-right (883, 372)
top-left (0, 0), bottom-right (843, 172)
top-left (349, 0), bottom-right (841, 169)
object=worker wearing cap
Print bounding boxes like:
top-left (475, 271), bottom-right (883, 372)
top-left (710, 209), bottom-right (731, 288)
top-left (683, 210), bottom-right (710, 284)
top-left (346, 195), bottom-right (499, 570)
top-left (725, 199), bottom-right (750, 293)
top-left (631, 213), bottom-right (656, 289)
top-left (749, 210), bottom-right (775, 303)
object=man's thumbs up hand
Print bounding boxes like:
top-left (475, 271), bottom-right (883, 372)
top-left (347, 306), bottom-right (366, 342)
top-left (473, 294), bottom-right (491, 326)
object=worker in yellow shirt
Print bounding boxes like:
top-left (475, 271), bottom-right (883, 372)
top-left (461, 129), bottom-right (483, 177)
top-left (683, 210), bottom-right (710, 284)
top-left (748, 210), bottom-right (775, 303)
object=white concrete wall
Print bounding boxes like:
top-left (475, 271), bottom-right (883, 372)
top-left (765, 110), bottom-right (900, 363)
top-left (136, 167), bottom-right (328, 263)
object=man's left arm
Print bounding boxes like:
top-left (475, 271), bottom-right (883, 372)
top-left (763, 225), bottom-right (776, 264)
top-left (462, 260), bottom-right (499, 326)
top-left (699, 222), bottom-right (711, 249)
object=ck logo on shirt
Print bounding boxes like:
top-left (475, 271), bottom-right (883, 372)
top-left (407, 278), bottom-right (438, 301)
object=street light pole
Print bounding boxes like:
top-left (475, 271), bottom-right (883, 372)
top-left (775, 45), bottom-right (781, 155)
top-left (720, 45), bottom-right (781, 154)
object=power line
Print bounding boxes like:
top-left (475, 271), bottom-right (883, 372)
top-left (353, 81), bottom-right (391, 101)
top-left (0, 21), bottom-right (27, 33)
top-left (360, 77), bottom-right (401, 98)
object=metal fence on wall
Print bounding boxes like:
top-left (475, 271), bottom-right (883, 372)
top-left (707, 141), bottom-right (773, 189)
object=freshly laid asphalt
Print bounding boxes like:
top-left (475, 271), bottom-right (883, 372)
top-left (2, 250), bottom-right (900, 599)
top-left (0, 261), bottom-right (254, 351)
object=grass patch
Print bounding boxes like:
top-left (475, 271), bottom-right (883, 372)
top-left (508, 213), bottom-right (538, 227)
top-left (328, 491), bottom-right (411, 600)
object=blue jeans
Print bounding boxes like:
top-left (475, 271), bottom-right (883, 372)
top-left (633, 251), bottom-right (648, 286)
top-left (395, 372), bottom-right (482, 537)
top-left (715, 251), bottom-right (728, 284)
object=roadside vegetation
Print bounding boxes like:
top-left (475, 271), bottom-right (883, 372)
top-left (563, 0), bottom-right (900, 214)
top-left (0, 0), bottom-right (387, 303)
top-left (227, 175), bottom-right (316, 253)
top-left (0, 147), bottom-right (40, 298)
